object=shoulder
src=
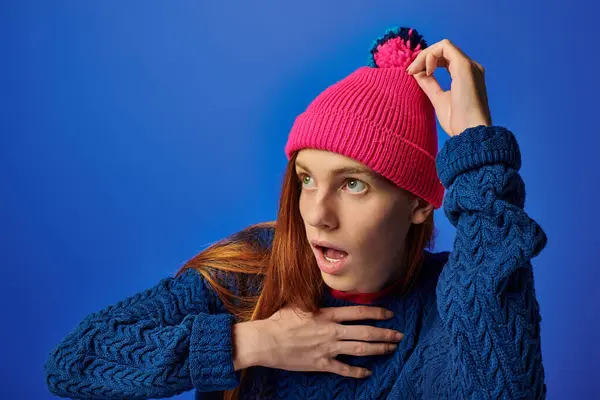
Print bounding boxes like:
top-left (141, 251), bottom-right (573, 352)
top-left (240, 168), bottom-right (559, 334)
top-left (418, 249), bottom-right (451, 285)
top-left (207, 221), bottom-right (275, 299)
top-left (424, 249), bottom-right (450, 269)
top-left (410, 250), bottom-right (451, 324)
top-left (225, 221), bottom-right (276, 251)
top-left (401, 249), bottom-right (450, 303)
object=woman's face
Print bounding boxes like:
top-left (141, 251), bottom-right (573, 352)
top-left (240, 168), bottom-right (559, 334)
top-left (295, 149), bottom-right (433, 293)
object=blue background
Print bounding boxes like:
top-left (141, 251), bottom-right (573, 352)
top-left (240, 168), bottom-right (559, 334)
top-left (2, 1), bottom-right (598, 398)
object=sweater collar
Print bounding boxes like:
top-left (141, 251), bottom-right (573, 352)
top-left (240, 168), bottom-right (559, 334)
top-left (328, 277), bottom-right (405, 305)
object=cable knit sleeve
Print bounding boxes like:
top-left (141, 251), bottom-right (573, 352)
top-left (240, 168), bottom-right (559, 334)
top-left (435, 125), bottom-right (548, 399)
top-left (44, 268), bottom-right (240, 399)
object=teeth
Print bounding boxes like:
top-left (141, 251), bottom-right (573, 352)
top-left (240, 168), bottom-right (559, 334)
top-left (324, 255), bottom-right (342, 263)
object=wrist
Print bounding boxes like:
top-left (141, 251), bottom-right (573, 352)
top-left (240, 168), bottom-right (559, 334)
top-left (232, 320), bottom-right (275, 370)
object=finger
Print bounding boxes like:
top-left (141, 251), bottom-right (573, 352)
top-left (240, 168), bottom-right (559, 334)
top-left (334, 341), bottom-right (398, 357)
top-left (429, 41), bottom-right (471, 78)
top-left (413, 71), bottom-right (444, 100)
top-left (336, 325), bottom-right (404, 342)
top-left (411, 51), bottom-right (447, 76)
top-left (318, 359), bottom-right (372, 379)
top-left (406, 47), bottom-right (427, 74)
top-left (425, 52), bottom-right (438, 76)
top-left (321, 306), bottom-right (393, 322)
top-left (414, 72), bottom-right (450, 116)
top-left (409, 39), bottom-right (470, 78)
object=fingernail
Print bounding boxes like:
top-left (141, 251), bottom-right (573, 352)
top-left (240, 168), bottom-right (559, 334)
top-left (395, 332), bottom-right (404, 341)
top-left (386, 310), bottom-right (394, 318)
top-left (365, 370), bottom-right (372, 377)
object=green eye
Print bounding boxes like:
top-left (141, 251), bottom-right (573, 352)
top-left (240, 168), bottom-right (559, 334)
top-left (299, 174), bottom-right (314, 187)
top-left (346, 179), bottom-right (367, 192)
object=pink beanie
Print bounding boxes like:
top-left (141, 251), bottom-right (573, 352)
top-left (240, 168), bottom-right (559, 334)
top-left (284, 27), bottom-right (444, 209)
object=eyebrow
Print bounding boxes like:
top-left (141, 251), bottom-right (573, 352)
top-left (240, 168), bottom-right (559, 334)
top-left (295, 161), bottom-right (382, 181)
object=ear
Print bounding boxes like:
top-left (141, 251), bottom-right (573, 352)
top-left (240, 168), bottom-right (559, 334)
top-left (409, 196), bottom-right (434, 225)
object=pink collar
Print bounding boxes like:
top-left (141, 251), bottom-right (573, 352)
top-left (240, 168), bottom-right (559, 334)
top-left (329, 278), bottom-right (404, 304)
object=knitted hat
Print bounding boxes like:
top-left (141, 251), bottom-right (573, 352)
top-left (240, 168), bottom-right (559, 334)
top-left (284, 27), bottom-right (444, 209)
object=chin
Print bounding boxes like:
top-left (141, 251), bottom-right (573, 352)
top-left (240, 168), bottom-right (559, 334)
top-left (321, 272), bottom-right (357, 292)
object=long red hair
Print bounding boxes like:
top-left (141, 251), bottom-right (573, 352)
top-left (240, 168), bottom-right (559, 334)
top-left (176, 152), bottom-right (436, 399)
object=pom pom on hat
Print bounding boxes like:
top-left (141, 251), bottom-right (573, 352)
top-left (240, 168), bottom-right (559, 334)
top-left (368, 27), bottom-right (428, 69)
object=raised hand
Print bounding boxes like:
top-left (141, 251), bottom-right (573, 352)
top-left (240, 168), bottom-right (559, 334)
top-left (407, 38), bottom-right (492, 137)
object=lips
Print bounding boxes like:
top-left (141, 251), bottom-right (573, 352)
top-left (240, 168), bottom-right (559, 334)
top-left (310, 240), bottom-right (349, 275)
top-left (310, 240), bottom-right (347, 254)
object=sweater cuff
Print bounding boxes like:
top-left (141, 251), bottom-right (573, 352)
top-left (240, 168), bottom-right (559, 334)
top-left (190, 313), bottom-right (241, 392)
top-left (436, 125), bottom-right (521, 188)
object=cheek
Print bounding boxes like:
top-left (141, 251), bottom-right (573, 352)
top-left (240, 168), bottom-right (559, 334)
top-left (298, 193), bottom-right (313, 230)
top-left (298, 192), bottom-right (307, 218)
top-left (354, 207), bottom-right (410, 260)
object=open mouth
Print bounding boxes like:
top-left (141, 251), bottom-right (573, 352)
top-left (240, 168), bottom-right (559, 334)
top-left (316, 245), bottom-right (348, 263)
top-left (310, 240), bottom-right (350, 275)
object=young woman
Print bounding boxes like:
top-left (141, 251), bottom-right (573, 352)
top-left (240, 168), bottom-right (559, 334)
top-left (45, 26), bottom-right (547, 399)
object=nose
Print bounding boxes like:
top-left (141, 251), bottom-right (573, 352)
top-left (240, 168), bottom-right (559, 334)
top-left (305, 194), bottom-right (338, 230)
top-left (303, 191), bottom-right (338, 231)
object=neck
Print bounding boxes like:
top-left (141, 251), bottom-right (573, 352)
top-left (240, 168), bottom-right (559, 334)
top-left (328, 277), bottom-right (404, 304)
top-left (328, 248), bottom-right (415, 304)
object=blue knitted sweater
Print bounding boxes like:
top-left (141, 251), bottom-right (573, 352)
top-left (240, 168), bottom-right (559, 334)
top-left (44, 126), bottom-right (548, 399)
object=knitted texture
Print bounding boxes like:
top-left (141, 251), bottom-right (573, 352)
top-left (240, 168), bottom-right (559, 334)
top-left (45, 125), bottom-right (547, 399)
top-left (284, 27), bottom-right (444, 209)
